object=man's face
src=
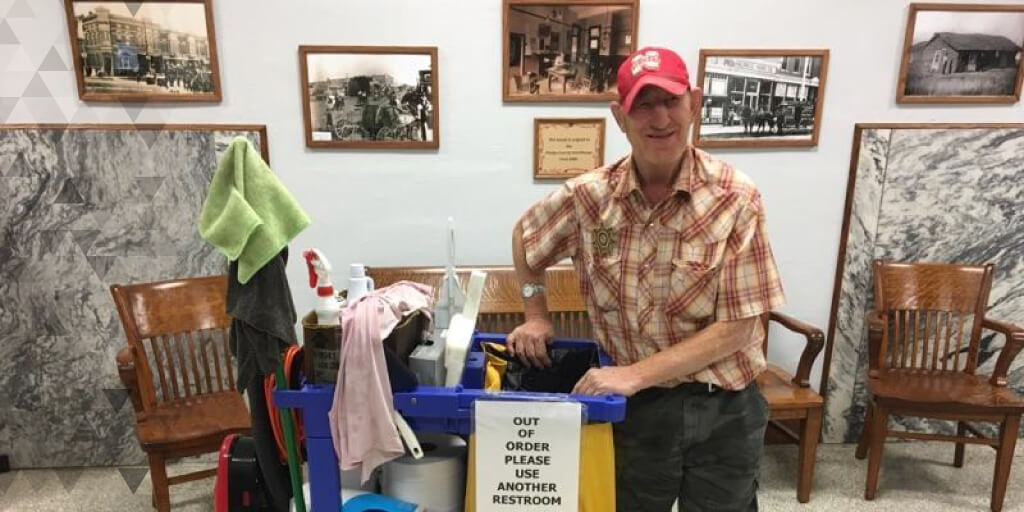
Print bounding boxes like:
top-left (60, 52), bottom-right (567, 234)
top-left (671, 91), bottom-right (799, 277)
top-left (612, 86), bottom-right (701, 170)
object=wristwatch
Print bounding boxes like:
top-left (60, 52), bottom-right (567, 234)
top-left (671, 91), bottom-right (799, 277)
top-left (521, 282), bottom-right (546, 299)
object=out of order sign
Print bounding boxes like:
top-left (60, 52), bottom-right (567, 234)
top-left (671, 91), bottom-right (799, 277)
top-left (474, 400), bottom-right (582, 511)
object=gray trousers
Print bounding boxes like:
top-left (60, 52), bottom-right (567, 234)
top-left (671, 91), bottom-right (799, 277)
top-left (614, 380), bottom-right (769, 511)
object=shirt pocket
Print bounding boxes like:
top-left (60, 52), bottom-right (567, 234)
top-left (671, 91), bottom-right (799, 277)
top-left (664, 241), bottom-right (725, 321)
top-left (587, 255), bottom-right (622, 312)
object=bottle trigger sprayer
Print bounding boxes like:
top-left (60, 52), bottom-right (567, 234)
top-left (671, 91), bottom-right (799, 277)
top-left (303, 248), bottom-right (341, 326)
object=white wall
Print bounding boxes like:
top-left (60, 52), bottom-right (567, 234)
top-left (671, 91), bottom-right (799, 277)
top-left (4, 0), bottom-right (1021, 391)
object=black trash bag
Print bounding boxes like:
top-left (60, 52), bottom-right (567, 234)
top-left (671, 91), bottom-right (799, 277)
top-left (384, 344), bottom-right (419, 392)
top-left (382, 310), bottom-right (427, 392)
top-left (488, 344), bottom-right (599, 394)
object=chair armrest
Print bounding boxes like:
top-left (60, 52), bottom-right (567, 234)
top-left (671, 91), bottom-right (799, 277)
top-left (982, 318), bottom-right (1024, 387)
top-left (866, 311), bottom-right (885, 378)
top-left (116, 346), bottom-right (145, 415)
top-left (768, 311), bottom-right (824, 388)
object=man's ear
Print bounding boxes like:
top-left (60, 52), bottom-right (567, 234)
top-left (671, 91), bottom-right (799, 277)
top-left (610, 101), bottom-right (626, 131)
top-left (687, 87), bottom-right (704, 117)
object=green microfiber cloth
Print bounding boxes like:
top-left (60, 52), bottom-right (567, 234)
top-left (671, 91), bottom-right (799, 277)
top-left (199, 137), bottom-right (310, 284)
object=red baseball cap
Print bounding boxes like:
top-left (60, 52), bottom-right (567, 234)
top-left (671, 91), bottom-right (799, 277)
top-left (617, 47), bottom-right (691, 112)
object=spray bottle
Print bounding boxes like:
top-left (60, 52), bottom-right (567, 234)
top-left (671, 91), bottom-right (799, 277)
top-left (302, 248), bottom-right (341, 326)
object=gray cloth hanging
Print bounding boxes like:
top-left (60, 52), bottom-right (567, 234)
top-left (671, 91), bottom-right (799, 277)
top-left (227, 247), bottom-right (297, 391)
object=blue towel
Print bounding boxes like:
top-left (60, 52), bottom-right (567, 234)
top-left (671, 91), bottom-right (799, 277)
top-left (343, 493), bottom-right (419, 511)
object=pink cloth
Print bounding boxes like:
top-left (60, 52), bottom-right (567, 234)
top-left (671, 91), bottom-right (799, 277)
top-left (329, 281), bottom-right (433, 484)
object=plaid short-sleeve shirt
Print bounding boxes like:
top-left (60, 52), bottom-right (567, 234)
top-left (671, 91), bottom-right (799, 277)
top-left (520, 148), bottom-right (786, 390)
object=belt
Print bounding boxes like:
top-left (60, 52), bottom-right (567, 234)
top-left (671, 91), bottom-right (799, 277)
top-left (633, 381), bottom-right (720, 402)
top-left (677, 381), bottom-right (719, 395)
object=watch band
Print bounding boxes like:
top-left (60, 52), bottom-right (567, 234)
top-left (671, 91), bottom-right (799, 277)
top-left (521, 282), bottom-right (546, 299)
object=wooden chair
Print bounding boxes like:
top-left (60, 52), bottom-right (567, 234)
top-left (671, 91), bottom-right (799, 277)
top-left (854, 261), bottom-right (1024, 512)
top-left (368, 264), bottom-right (825, 502)
top-left (756, 312), bottom-right (825, 503)
top-left (111, 276), bottom-right (251, 512)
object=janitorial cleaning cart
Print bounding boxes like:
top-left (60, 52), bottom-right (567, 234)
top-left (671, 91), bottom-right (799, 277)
top-left (274, 331), bottom-right (626, 511)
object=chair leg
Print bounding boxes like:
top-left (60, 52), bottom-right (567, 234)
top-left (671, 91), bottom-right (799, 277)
top-left (991, 415), bottom-right (1020, 512)
top-left (864, 403), bottom-right (889, 500)
top-left (148, 452), bottom-right (170, 512)
top-left (954, 421), bottom-right (967, 468)
top-left (855, 401), bottom-right (874, 460)
top-left (797, 407), bottom-right (823, 503)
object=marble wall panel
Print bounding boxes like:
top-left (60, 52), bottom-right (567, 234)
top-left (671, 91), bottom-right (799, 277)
top-left (0, 126), bottom-right (265, 467)
top-left (825, 126), bottom-right (1024, 442)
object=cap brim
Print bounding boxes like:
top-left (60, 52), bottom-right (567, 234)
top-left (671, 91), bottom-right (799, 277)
top-left (621, 75), bottom-right (690, 113)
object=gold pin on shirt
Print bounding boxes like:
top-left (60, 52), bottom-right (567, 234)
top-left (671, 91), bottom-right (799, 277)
top-left (592, 225), bottom-right (616, 257)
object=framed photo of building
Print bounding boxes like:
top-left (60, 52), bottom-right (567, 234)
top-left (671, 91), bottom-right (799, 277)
top-left (63, 0), bottom-right (221, 102)
top-left (299, 46), bottom-right (439, 149)
top-left (693, 49), bottom-right (830, 149)
top-left (503, 0), bottom-right (638, 103)
top-left (533, 118), bottom-right (605, 179)
top-left (897, 3), bottom-right (1024, 103)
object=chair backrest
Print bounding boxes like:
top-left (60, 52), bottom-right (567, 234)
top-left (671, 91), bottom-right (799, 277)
top-left (872, 260), bottom-right (994, 373)
top-left (367, 265), bottom-right (591, 338)
top-left (110, 275), bottom-right (237, 410)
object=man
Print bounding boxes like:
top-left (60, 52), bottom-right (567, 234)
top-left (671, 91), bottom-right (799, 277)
top-left (742, 102), bottom-right (754, 134)
top-left (508, 47), bottom-right (785, 511)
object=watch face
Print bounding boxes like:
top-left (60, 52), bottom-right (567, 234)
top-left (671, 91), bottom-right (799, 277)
top-left (522, 284), bottom-right (535, 298)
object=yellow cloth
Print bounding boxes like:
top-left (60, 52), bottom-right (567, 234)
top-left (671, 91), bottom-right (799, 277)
top-left (482, 342), bottom-right (509, 390)
top-left (467, 345), bottom-right (615, 511)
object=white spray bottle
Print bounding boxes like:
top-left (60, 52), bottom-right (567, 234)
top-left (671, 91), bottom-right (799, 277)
top-left (303, 248), bottom-right (341, 326)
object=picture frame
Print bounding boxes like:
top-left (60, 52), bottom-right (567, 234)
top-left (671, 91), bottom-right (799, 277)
top-left (693, 49), bottom-right (830, 149)
top-left (62, 0), bottom-right (222, 102)
top-left (897, 3), bottom-right (1024, 104)
top-left (299, 45), bottom-right (439, 150)
top-left (533, 117), bottom-right (605, 179)
top-left (503, 0), bottom-right (638, 103)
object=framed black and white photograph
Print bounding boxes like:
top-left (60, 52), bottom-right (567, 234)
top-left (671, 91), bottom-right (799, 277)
top-left (299, 46), bottom-right (439, 149)
top-left (503, 0), bottom-right (638, 103)
top-left (898, 3), bottom-right (1024, 103)
top-left (63, 0), bottom-right (221, 102)
top-left (694, 49), bottom-right (830, 149)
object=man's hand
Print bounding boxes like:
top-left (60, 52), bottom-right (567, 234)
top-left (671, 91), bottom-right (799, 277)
top-left (571, 365), bottom-right (645, 397)
top-left (507, 318), bottom-right (554, 367)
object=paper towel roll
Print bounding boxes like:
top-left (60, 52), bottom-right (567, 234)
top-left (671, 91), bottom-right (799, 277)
top-left (382, 433), bottom-right (467, 512)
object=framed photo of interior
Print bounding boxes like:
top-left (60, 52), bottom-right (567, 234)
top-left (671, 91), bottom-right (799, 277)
top-left (693, 49), bottom-right (830, 149)
top-left (533, 118), bottom-right (605, 179)
top-left (897, 3), bottom-right (1024, 103)
top-left (62, 0), bottom-right (222, 102)
top-left (299, 45), bottom-right (439, 149)
top-left (503, 0), bottom-right (638, 103)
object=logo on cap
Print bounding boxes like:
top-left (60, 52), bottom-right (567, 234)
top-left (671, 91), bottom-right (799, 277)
top-left (631, 50), bottom-right (661, 76)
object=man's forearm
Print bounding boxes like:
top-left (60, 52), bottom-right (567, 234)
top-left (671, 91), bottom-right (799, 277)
top-left (631, 316), bottom-right (758, 389)
top-left (512, 221), bottom-right (550, 321)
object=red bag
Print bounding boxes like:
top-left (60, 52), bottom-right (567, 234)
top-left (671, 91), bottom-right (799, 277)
top-left (214, 434), bottom-right (273, 511)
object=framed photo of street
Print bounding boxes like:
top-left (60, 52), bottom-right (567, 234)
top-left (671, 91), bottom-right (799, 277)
top-left (897, 3), bottom-right (1024, 104)
top-left (63, 0), bottom-right (222, 102)
top-left (533, 118), bottom-right (605, 179)
top-left (693, 49), bottom-right (830, 149)
top-left (299, 45), bottom-right (439, 149)
top-left (503, 0), bottom-right (638, 103)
